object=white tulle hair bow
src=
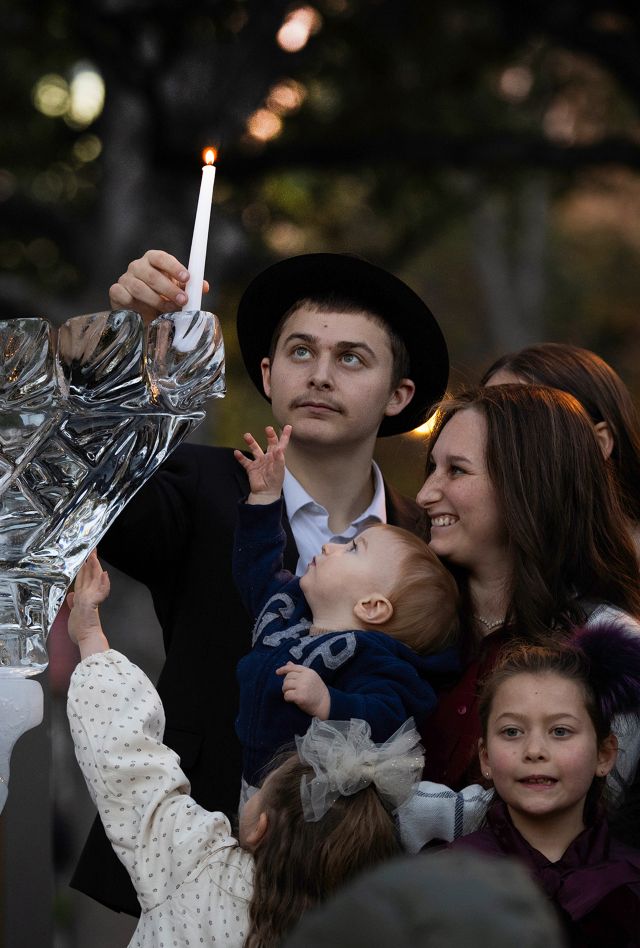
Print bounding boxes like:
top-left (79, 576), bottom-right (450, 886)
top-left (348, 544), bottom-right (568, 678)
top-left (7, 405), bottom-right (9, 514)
top-left (295, 718), bottom-right (425, 823)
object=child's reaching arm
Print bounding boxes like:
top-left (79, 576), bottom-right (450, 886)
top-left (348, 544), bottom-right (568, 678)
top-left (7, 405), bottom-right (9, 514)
top-left (67, 550), bottom-right (111, 659)
top-left (66, 557), bottom-right (251, 912)
top-left (233, 426), bottom-right (304, 620)
top-left (67, 649), bottom-right (248, 913)
top-left (234, 425), bottom-right (291, 505)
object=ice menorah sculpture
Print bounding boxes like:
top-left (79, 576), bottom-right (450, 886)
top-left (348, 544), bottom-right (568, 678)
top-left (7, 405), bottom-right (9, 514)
top-left (0, 309), bottom-right (225, 812)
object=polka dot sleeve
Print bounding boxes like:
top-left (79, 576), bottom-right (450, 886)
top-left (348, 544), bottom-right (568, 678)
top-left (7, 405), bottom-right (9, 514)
top-left (67, 650), bottom-right (240, 913)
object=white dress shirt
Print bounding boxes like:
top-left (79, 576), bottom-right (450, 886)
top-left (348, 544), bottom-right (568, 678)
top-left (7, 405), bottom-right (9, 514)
top-left (283, 461), bottom-right (387, 575)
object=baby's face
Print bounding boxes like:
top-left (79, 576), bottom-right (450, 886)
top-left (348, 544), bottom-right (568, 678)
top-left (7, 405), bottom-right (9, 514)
top-left (300, 526), bottom-right (404, 611)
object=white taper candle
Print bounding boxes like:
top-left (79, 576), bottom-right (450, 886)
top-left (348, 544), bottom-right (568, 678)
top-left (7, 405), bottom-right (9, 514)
top-left (183, 149), bottom-right (216, 312)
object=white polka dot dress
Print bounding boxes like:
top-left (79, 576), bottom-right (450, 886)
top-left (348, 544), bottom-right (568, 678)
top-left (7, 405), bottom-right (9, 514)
top-left (67, 650), bottom-right (254, 947)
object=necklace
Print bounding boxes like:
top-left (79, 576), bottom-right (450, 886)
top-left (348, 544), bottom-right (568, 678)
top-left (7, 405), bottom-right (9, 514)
top-left (473, 614), bottom-right (506, 631)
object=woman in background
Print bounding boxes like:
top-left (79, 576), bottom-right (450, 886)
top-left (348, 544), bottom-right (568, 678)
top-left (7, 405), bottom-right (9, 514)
top-left (481, 343), bottom-right (640, 554)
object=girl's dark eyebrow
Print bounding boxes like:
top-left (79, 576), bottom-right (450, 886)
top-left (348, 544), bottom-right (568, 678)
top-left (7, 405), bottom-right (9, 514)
top-left (494, 712), bottom-right (581, 723)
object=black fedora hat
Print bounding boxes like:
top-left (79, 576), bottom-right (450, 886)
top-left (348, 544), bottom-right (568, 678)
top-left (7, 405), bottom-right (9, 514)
top-left (236, 252), bottom-right (449, 437)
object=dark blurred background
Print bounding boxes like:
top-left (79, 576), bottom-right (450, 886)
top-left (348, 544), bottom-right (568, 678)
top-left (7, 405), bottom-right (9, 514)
top-left (1, 1), bottom-right (640, 944)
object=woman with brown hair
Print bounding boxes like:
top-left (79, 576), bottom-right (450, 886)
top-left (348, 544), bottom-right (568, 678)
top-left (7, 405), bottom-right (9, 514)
top-left (412, 385), bottom-right (640, 802)
top-left (481, 343), bottom-right (640, 553)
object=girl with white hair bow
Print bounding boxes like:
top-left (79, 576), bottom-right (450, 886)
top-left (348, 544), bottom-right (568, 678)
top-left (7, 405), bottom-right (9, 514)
top-left (66, 551), bottom-right (425, 948)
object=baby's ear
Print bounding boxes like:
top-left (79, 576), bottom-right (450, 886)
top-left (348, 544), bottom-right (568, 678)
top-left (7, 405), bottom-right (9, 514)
top-left (353, 595), bottom-right (393, 626)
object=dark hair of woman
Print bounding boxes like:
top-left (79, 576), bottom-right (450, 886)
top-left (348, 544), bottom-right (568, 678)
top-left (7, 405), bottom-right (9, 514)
top-left (481, 343), bottom-right (640, 524)
top-left (246, 752), bottom-right (401, 948)
top-left (426, 385), bottom-right (640, 642)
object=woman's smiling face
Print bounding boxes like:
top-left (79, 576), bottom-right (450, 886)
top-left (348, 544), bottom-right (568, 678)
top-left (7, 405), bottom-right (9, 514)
top-left (416, 407), bottom-right (509, 574)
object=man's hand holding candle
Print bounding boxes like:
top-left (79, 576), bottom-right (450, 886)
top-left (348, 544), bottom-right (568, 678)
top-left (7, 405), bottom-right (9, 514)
top-left (110, 149), bottom-right (216, 322)
top-left (109, 249), bottom-right (210, 323)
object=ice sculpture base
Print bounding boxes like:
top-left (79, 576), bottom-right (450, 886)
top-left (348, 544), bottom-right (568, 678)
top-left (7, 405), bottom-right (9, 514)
top-left (0, 574), bottom-right (62, 675)
top-left (0, 679), bottom-right (43, 814)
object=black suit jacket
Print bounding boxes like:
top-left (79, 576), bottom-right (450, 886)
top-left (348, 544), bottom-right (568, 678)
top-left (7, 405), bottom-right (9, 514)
top-left (71, 443), bottom-right (423, 914)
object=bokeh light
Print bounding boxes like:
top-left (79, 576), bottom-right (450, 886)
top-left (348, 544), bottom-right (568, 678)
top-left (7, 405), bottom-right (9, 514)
top-left (32, 74), bottom-right (70, 117)
top-left (72, 134), bottom-right (102, 163)
top-left (276, 6), bottom-right (322, 53)
top-left (32, 63), bottom-right (104, 128)
top-left (67, 64), bottom-right (105, 126)
top-left (246, 108), bottom-right (283, 142)
top-left (498, 65), bottom-right (533, 103)
top-left (266, 79), bottom-right (307, 115)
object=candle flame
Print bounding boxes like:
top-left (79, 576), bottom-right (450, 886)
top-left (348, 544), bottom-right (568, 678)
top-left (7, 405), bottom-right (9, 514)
top-left (203, 147), bottom-right (217, 165)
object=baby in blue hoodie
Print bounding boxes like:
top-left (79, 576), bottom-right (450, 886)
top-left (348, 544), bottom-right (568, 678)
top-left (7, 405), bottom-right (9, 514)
top-left (234, 426), bottom-right (460, 788)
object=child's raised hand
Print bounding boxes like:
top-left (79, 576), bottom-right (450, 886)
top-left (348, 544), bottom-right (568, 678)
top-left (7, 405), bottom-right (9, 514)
top-left (276, 662), bottom-right (330, 719)
top-left (234, 425), bottom-right (292, 505)
top-left (67, 550), bottom-right (110, 653)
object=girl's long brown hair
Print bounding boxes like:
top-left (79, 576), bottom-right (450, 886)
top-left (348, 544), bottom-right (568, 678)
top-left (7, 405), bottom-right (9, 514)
top-left (426, 385), bottom-right (640, 642)
top-left (245, 754), bottom-right (401, 948)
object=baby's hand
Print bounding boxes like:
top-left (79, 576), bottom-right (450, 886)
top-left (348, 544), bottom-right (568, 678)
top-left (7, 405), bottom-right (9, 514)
top-left (234, 425), bottom-right (292, 505)
top-left (67, 550), bottom-right (110, 648)
top-left (276, 662), bottom-right (330, 719)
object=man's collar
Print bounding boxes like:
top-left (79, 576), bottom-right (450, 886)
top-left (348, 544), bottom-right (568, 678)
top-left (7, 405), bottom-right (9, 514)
top-left (283, 462), bottom-right (386, 524)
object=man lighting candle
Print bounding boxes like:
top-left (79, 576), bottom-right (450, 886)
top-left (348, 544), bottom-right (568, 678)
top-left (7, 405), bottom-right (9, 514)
top-left (71, 249), bottom-right (450, 917)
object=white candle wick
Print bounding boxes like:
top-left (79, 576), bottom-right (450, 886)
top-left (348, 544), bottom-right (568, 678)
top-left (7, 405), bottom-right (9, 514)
top-left (184, 151), bottom-right (216, 313)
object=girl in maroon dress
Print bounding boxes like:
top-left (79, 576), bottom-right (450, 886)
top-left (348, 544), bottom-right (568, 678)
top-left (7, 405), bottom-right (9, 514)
top-left (450, 626), bottom-right (640, 947)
